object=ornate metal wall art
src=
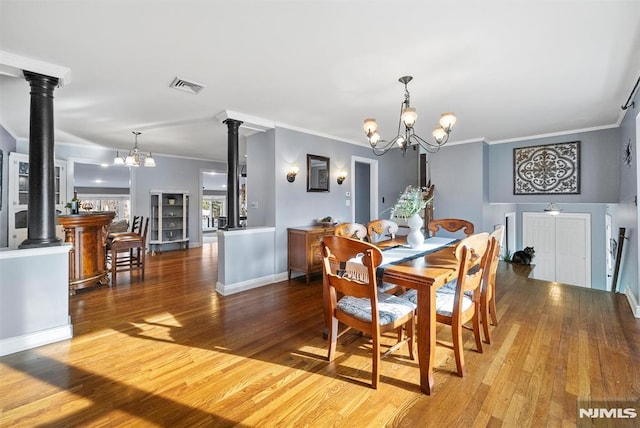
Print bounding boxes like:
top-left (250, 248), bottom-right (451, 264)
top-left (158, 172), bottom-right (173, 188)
top-left (513, 141), bottom-right (580, 195)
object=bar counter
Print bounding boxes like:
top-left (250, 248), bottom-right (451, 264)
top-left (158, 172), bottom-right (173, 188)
top-left (58, 212), bottom-right (115, 295)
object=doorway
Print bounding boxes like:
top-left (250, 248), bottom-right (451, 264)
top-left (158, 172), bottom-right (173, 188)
top-left (523, 212), bottom-right (591, 287)
top-left (504, 211), bottom-right (516, 258)
top-left (351, 156), bottom-right (378, 223)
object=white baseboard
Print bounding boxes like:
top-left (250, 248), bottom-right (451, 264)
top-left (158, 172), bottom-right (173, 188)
top-left (625, 288), bottom-right (640, 318)
top-left (0, 324), bottom-right (73, 357)
top-left (216, 271), bottom-right (289, 296)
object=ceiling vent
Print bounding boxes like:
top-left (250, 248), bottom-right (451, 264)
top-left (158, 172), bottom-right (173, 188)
top-left (170, 77), bottom-right (205, 94)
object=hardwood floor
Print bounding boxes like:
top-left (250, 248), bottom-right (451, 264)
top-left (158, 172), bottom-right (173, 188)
top-left (1, 244), bottom-right (639, 427)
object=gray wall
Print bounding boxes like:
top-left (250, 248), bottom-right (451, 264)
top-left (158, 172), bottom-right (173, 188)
top-left (0, 126), bottom-right (16, 247)
top-left (430, 141), bottom-right (488, 235)
top-left (131, 154), bottom-right (225, 247)
top-left (489, 128), bottom-right (621, 203)
top-left (429, 128), bottom-right (623, 290)
top-left (268, 127), bottom-right (417, 275)
top-left (617, 90), bottom-right (639, 298)
top-left (15, 137), bottom-right (224, 248)
top-left (246, 129), bottom-right (276, 227)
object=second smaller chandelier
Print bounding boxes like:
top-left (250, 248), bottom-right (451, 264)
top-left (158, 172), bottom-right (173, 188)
top-left (363, 76), bottom-right (456, 155)
top-left (113, 131), bottom-right (156, 167)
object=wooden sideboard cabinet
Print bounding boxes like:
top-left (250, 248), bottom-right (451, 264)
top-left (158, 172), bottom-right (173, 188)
top-left (288, 225), bottom-right (335, 284)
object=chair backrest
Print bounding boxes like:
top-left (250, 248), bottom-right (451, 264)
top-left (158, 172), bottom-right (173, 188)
top-left (453, 232), bottom-right (491, 302)
top-left (366, 219), bottom-right (399, 243)
top-left (130, 216), bottom-right (143, 234)
top-left (428, 218), bottom-right (475, 238)
top-left (321, 235), bottom-right (384, 320)
top-left (485, 226), bottom-right (504, 294)
top-left (490, 225), bottom-right (504, 256)
top-left (334, 222), bottom-right (367, 240)
top-left (140, 217), bottom-right (150, 244)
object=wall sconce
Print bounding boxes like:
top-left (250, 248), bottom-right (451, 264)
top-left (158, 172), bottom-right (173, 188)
top-left (286, 164), bottom-right (299, 182)
top-left (544, 202), bottom-right (562, 216)
top-left (337, 170), bottom-right (347, 185)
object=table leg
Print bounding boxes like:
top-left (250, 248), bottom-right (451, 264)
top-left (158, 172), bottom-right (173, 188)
top-left (417, 284), bottom-right (436, 394)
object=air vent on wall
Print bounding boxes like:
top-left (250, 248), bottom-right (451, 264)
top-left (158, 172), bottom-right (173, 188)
top-left (170, 77), bottom-right (205, 94)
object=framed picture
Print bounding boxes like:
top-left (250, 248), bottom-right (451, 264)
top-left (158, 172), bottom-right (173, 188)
top-left (307, 154), bottom-right (330, 192)
top-left (513, 141), bottom-right (580, 195)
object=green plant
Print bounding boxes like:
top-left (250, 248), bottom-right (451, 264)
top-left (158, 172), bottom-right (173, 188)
top-left (389, 185), bottom-right (433, 219)
top-left (502, 249), bottom-right (512, 262)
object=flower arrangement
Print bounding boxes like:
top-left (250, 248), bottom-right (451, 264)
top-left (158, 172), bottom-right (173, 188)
top-left (389, 185), bottom-right (432, 219)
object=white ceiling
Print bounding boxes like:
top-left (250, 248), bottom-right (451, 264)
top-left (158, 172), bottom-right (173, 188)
top-left (1, 1), bottom-right (639, 163)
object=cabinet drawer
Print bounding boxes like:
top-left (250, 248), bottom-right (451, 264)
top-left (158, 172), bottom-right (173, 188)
top-left (309, 232), bottom-right (326, 244)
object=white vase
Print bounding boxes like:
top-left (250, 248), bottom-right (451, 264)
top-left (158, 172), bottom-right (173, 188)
top-left (406, 213), bottom-right (424, 249)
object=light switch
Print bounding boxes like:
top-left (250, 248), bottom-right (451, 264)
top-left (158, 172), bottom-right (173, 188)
top-left (346, 200), bottom-right (351, 206)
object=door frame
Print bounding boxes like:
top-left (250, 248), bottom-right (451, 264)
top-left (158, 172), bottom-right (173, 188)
top-left (504, 211), bottom-right (516, 258)
top-left (350, 156), bottom-right (378, 223)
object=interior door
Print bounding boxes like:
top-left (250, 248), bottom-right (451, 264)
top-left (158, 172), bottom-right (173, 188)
top-left (523, 212), bottom-right (556, 282)
top-left (523, 212), bottom-right (591, 287)
top-left (555, 214), bottom-right (590, 287)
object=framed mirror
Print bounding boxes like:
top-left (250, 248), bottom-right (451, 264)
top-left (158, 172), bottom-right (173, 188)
top-left (307, 154), bottom-right (330, 192)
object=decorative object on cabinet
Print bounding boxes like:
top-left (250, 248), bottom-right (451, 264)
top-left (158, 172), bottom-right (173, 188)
top-left (307, 154), bottom-right (329, 192)
top-left (7, 152), bottom-right (67, 249)
top-left (113, 131), bottom-right (156, 167)
top-left (513, 141), bottom-right (580, 195)
top-left (149, 191), bottom-right (189, 254)
top-left (287, 225), bottom-right (336, 284)
top-left (363, 76), bottom-right (457, 155)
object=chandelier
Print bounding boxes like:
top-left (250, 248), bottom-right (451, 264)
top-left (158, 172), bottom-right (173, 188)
top-left (113, 131), bottom-right (156, 167)
top-left (363, 76), bottom-right (457, 155)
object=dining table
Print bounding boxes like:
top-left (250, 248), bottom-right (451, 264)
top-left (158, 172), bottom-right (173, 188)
top-left (376, 237), bottom-right (460, 395)
top-left (323, 236), bottom-right (460, 395)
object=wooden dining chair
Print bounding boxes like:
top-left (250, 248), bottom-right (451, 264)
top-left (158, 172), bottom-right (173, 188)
top-left (321, 235), bottom-right (415, 389)
top-left (334, 222), bottom-right (367, 240)
top-left (481, 226), bottom-right (504, 344)
top-left (428, 218), bottom-right (474, 238)
top-left (366, 219), bottom-right (399, 244)
top-left (400, 232), bottom-right (490, 377)
top-left (109, 217), bottom-right (149, 287)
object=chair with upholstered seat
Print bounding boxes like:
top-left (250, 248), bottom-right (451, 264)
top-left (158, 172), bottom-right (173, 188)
top-left (109, 217), bottom-right (149, 287)
top-left (428, 218), bottom-right (474, 238)
top-left (481, 226), bottom-right (504, 344)
top-left (366, 219), bottom-right (399, 244)
top-left (400, 232), bottom-right (490, 377)
top-left (334, 222), bottom-right (368, 240)
top-left (321, 235), bottom-right (415, 389)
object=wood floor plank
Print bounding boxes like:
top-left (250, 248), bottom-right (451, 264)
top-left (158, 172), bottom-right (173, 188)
top-left (1, 249), bottom-right (639, 427)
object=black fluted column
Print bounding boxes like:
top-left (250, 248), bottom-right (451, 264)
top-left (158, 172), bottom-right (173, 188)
top-left (223, 118), bottom-right (243, 230)
top-left (19, 71), bottom-right (61, 248)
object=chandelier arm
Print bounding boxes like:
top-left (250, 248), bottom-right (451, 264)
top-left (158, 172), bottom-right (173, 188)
top-left (370, 137), bottom-right (402, 156)
top-left (411, 133), bottom-right (449, 148)
top-left (408, 134), bottom-right (446, 153)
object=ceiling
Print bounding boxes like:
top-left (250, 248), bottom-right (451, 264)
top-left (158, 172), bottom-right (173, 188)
top-left (1, 1), bottom-right (639, 163)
